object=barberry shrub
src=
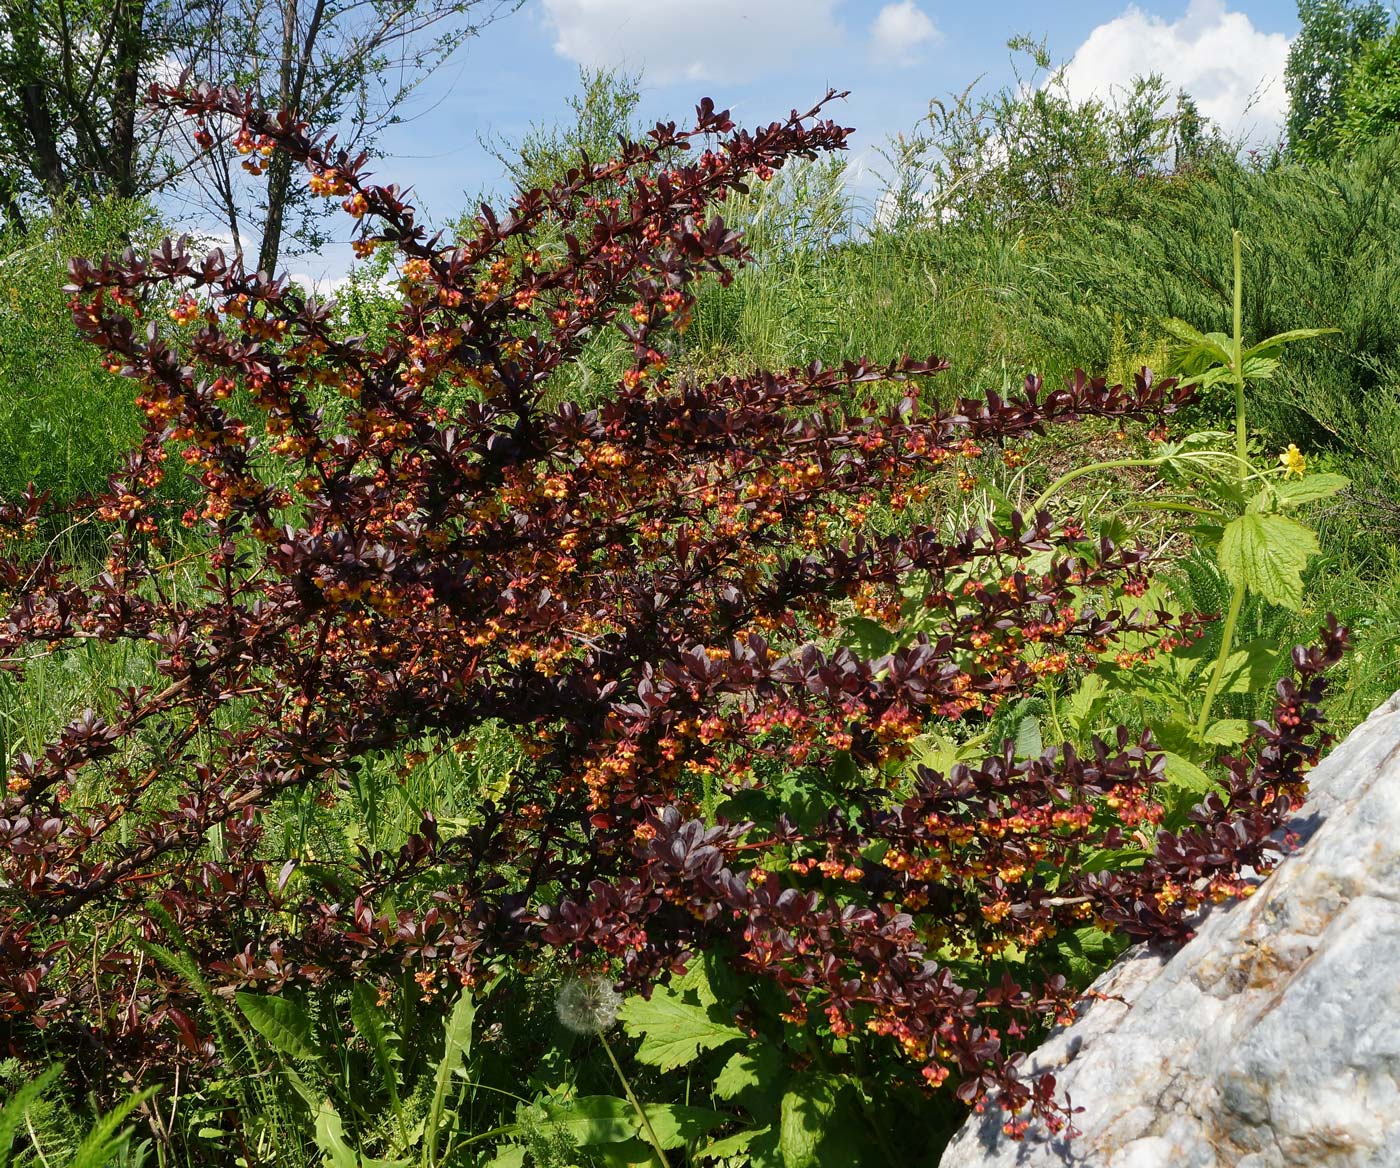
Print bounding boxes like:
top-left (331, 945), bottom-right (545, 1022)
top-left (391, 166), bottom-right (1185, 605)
top-left (0, 84), bottom-right (1345, 1135)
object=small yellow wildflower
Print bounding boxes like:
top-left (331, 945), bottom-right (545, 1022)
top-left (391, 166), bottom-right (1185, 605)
top-left (1279, 443), bottom-right (1306, 479)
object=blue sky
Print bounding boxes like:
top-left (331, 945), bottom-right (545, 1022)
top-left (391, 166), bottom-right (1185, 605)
top-left (283, 0), bottom-right (1303, 284)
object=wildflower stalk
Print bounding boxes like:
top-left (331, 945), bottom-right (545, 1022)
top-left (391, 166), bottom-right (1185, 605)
top-left (555, 976), bottom-right (669, 1168)
top-left (598, 1030), bottom-right (671, 1168)
top-left (1194, 229), bottom-right (1249, 740)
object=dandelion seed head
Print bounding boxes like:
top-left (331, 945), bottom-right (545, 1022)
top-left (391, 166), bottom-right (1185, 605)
top-left (555, 974), bottom-right (622, 1034)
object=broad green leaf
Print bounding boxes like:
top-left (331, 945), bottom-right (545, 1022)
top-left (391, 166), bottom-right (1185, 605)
top-left (1217, 511), bottom-right (1319, 610)
top-left (1077, 847), bottom-right (1147, 874)
top-left (641, 1103), bottom-right (729, 1150)
top-left (1064, 673), bottom-right (1107, 737)
top-left (1012, 712), bottom-right (1042, 759)
top-left (696, 1126), bottom-right (770, 1161)
top-left (426, 987), bottom-right (478, 1164)
top-left (1215, 639), bottom-right (1281, 695)
top-left (778, 1076), bottom-right (840, 1168)
top-left (1244, 326), bottom-right (1339, 360)
top-left (1159, 751), bottom-right (1218, 794)
top-left (1193, 473), bottom-right (1249, 509)
top-left (1186, 521), bottom-right (1228, 550)
top-left (235, 992), bottom-right (315, 1061)
top-left (714, 1045), bottom-right (782, 1101)
top-left (482, 1147), bottom-right (527, 1168)
top-left (1072, 926), bottom-right (1121, 961)
top-left (543, 1095), bottom-right (638, 1145)
top-left (1149, 718), bottom-right (1199, 757)
top-left (1240, 354), bottom-right (1279, 382)
top-left (1056, 927), bottom-right (1124, 983)
top-left (594, 1139), bottom-right (656, 1167)
top-left (1162, 318), bottom-right (1233, 371)
top-left (906, 729), bottom-right (990, 776)
top-left (282, 1065), bottom-right (320, 1112)
top-left (841, 616), bottom-right (897, 659)
top-left (673, 962), bottom-right (719, 1010)
top-left (314, 1100), bottom-right (359, 1168)
top-left (1272, 473), bottom-right (1348, 508)
top-left (979, 481), bottom-right (1018, 533)
top-left (1157, 752), bottom-right (1225, 825)
top-left (1204, 718), bottom-right (1252, 746)
top-left (617, 986), bottom-right (745, 1071)
top-left (1177, 366), bottom-right (1234, 392)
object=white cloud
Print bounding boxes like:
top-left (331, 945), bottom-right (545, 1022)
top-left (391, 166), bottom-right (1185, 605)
top-left (540, 0), bottom-right (843, 85)
top-left (1061, 0), bottom-right (1291, 143)
top-left (869, 2), bottom-right (940, 68)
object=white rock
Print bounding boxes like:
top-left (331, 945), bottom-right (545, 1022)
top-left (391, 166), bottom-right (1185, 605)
top-left (939, 691), bottom-right (1400, 1168)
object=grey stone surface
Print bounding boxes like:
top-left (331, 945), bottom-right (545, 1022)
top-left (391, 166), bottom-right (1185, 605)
top-left (939, 691), bottom-right (1400, 1168)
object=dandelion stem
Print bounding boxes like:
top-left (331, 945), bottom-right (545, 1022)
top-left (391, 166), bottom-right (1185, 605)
top-left (599, 1030), bottom-right (671, 1168)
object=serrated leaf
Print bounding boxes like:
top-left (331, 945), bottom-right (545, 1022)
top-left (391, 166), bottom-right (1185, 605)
top-left (1203, 718), bottom-right (1251, 746)
top-left (714, 1045), bottom-right (782, 1101)
top-left (1244, 326), bottom-right (1339, 360)
top-left (696, 1126), bottom-right (769, 1162)
top-left (1218, 511), bottom-right (1319, 611)
top-left (1056, 926), bottom-right (1124, 983)
top-left (641, 1103), bottom-right (728, 1150)
top-left (1240, 354), bottom-right (1279, 382)
top-left (543, 1095), bottom-right (637, 1145)
top-left (1162, 318), bottom-right (1233, 370)
top-left (1272, 473), bottom-right (1348, 508)
top-left (778, 1076), bottom-right (839, 1168)
top-left (350, 983), bottom-right (402, 1111)
top-left (314, 1100), bottom-right (359, 1168)
top-left (1012, 713), bottom-right (1042, 759)
top-left (1063, 674), bottom-right (1106, 738)
top-left (1215, 638), bottom-right (1280, 695)
top-left (1149, 718), bottom-right (1198, 756)
top-left (235, 993), bottom-right (315, 1061)
top-left (1159, 751), bottom-right (1219, 794)
top-left (482, 1147), bottom-right (527, 1168)
top-left (617, 986), bottom-right (745, 1071)
top-left (673, 962), bottom-right (718, 1010)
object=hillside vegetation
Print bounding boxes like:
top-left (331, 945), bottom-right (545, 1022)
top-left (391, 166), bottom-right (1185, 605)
top-left (2, 10), bottom-right (1400, 1168)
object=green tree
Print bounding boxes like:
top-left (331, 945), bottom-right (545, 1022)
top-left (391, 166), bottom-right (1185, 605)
top-left (882, 36), bottom-right (1206, 230)
top-left (0, 0), bottom-right (194, 232)
top-left (0, 0), bottom-right (522, 270)
top-left (480, 65), bottom-right (647, 197)
top-left (1285, 0), bottom-right (1391, 160)
top-left (1336, 28), bottom-right (1400, 151)
top-left (181, 0), bottom-right (522, 274)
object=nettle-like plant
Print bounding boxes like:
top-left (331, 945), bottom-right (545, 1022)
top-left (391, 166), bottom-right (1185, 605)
top-left (0, 85), bottom-right (1345, 1135)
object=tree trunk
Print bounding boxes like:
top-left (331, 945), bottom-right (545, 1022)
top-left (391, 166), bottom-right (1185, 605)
top-left (108, 0), bottom-right (148, 199)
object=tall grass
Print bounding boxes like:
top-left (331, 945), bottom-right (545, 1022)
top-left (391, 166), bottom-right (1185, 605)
top-left (0, 202), bottom-right (161, 508)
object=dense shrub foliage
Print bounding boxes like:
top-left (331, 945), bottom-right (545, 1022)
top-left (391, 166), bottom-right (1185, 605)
top-left (0, 84), bottom-right (1346, 1147)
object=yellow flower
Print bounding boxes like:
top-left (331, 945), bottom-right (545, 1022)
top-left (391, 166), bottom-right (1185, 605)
top-left (1279, 443), bottom-right (1306, 479)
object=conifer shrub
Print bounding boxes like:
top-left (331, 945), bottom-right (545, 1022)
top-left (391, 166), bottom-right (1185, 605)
top-left (0, 84), bottom-right (1346, 1134)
